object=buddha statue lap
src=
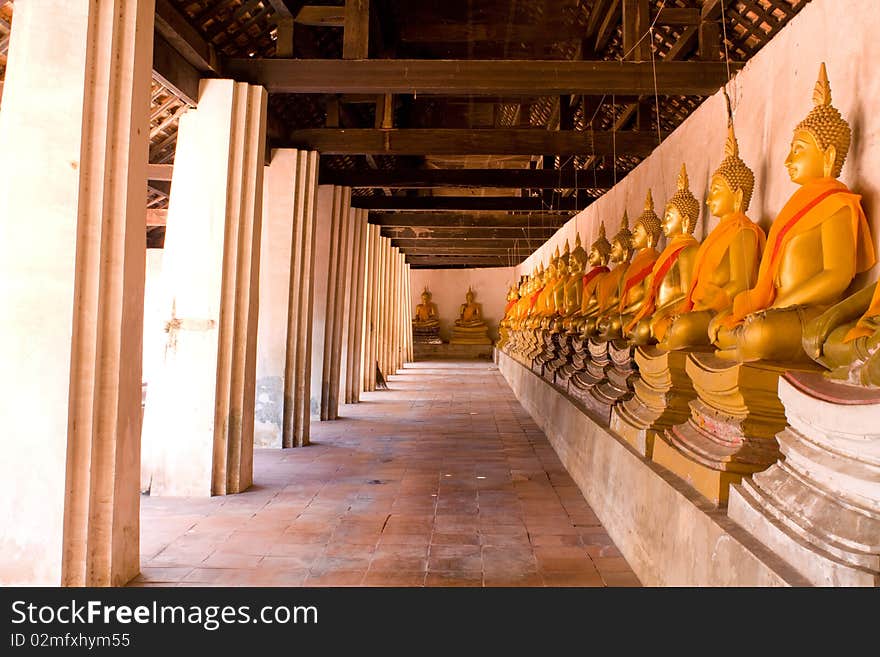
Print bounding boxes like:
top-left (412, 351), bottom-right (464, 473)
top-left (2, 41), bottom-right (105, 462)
top-left (412, 288), bottom-right (442, 344)
top-left (450, 288), bottom-right (492, 345)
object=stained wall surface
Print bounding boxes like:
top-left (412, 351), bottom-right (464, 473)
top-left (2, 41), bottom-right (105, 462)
top-left (518, 0), bottom-right (880, 293)
top-left (410, 267), bottom-right (515, 342)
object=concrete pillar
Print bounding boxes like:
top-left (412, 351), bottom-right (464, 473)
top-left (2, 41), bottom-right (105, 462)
top-left (379, 237), bottom-right (390, 378)
top-left (142, 249), bottom-right (165, 491)
top-left (310, 185), bottom-right (335, 415)
top-left (365, 226), bottom-right (380, 392)
top-left (405, 262), bottom-right (414, 362)
top-left (0, 0), bottom-right (153, 586)
top-left (391, 249), bottom-right (401, 374)
top-left (255, 149), bottom-right (319, 448)
top-left (360, 223), bottom-right (375, 394)
top-left (345, 209), bottom-right (368, 403)
top-left (255, 150), bottom-right (299, 447)
top-left (286, 150), bottom-right (320, 447)
top-left (142, 79), bottom-right (267, 497)
top-left (320, 186), bottom-right (351, 420)
top-left (337, 206), bottom-right (356, 410)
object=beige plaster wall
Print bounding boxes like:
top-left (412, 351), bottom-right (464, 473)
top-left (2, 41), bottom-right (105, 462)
top-left (410, 267), bottom-right (516, 341)
top-left (518, 0), bottom-right (880, 293)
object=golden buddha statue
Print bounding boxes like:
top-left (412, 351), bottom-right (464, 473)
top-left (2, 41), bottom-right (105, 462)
top-left (598, 190), bottom-right (662, 339)
top-left (532, 249), bottom-right (560, 327)
top-left (413, 287), bottom-right (442, 344)
top-left (624, 165), bottom-right (701, 345)
top-left (558, 233), bottom-right (589, 327)
top-left (497, 283), bottom-right (521, 349)
top-left (565, 222), bottom-right (613, 334)
top-left (710, 63), bottom-right (875, 362)
top-left (580, 214), bottom-right (634, 338)
top-left (548, 239), bottom-right (572, 328)
top-left (655, 105), bottom-right (765, 350)
top-left (450, 288), bottom-right (492, 345)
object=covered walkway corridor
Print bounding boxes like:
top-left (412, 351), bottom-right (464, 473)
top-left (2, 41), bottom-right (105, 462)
top-left (137, 361), bottom-right (638, 587)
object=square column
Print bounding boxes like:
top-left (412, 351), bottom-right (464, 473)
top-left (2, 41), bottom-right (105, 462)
top-left (310, 185), bottom-right (335, 416)
top-left (142, 79), bottom-right (267, 497)
top-left (0, 0), bottom-right (153, 585)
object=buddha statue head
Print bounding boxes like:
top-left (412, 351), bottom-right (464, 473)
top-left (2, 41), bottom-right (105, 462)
top-left (708, 105), bottom-right (755, 217)
top-left (546, 247), bottom-right (559, 279)
top-left (632, 189), bottom-right (663, 249)
top-left (569, 232), bottom-right (588, 275)
top-left (588, 221), bottom-right (613, 267)
top-left (557, 239), bottom-right (571, 277)
top-left (664, 164), bottom-right (700, 237)
top-left (610, 211), bottom-right (634, 264)
top-left (466, 287), bottom-right (476, 304)
top-left (785, 62), bottom-right (851, 184)
top-left (420, 287), bottom-right (432, 305)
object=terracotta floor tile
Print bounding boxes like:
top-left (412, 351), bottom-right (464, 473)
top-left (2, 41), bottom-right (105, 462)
top-left (362, 571), bottom-right (427, 587)
top-left (137, 360), bottom-right (634, 589)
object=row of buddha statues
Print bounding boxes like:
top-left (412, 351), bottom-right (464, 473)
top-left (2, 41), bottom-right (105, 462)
top-left (413, 288), bottom-right (493, 345)
top-left (496, 64), bottom-right (879, 585)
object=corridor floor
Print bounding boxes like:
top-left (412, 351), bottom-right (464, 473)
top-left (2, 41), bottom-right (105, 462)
top-left (136, 360), bottom-right (639, 587)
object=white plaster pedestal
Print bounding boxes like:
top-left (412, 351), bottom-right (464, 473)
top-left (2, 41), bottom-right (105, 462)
top-left (728, 372), bottom-right (880, 586)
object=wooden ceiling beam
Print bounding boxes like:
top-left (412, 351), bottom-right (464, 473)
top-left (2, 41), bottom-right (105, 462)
top-left (319, 167), bottom-right (614, 189)
top-left (380, 226), bottom-right (557, 240)
top-left (352, 195), bottom-right (586, 212)
top-left (392, 238), bottom-right (546, 249)
top-left (295, 5), bottom-right (344, 26)
top-left (343, 0), bottom-right (369, 59)
top-left (369, 212), bottom-right (568, 228)
top-left (154, 0), bottom-right (220, 75)
top-left (224, 58), bottom-right (741, 95)
top-left (287, 128), bottom-right (661, 157)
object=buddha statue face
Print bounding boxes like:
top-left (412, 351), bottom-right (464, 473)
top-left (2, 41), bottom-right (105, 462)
top-left (421, 291), bottom-right (430, 304)
top-left (466, 290), bottom-right (475, 303)
top-left (785, 129), bottom-right (836, 184)
top-left (662, 205), bottom-right (684, 238)
top-left (631, 222), bottom-right (649, 250)
top-left (706, 174), bottom-right (740, 218)
top-left (610, 237), bottom-right (627, 263)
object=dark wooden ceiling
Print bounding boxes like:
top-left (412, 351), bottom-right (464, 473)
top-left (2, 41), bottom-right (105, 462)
top-left (0, 0), bottom-right (813, 267)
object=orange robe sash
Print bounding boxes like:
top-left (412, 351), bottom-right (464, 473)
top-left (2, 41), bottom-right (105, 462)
top-left (582, 265), bottom-right (609, 289)
top-left (596, 264), bottom-right (626, 313)
top-left (504, 298), bottom-right (518, 316)
top-left (528, 286), bottom-right (545, 310)
top-left (680, 212), bottom-right (766, 313)
top-left (722, 179), bottom-right (874, 329)
top-left (618, 248), bottom-right (659, 314)
top-left (624, 235), bottom-right (698, 333)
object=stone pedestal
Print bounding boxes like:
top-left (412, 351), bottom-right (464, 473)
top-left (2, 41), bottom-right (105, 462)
top-left (653, 354), bottom-right (819, 505)
top-left (728, 373), bottom-right (880, 586)
top-left (413, 326), bottom-right (443, 344)
top-left (0, 0), bottom-right (153, 585)
top-left (580, 340), bottom-right (638, 425)
top-left (555, 334), bottom-right (589, 388)
top-left (568, 338), bottom-right (611, 414)
top-left (142, 79), bottom-right (267, 497)
top-left (611, 347), bottom-right (697, 458)
top-left (544, 332), bottom-right (572, 385)
top-left (532, 329), bottom-right (558, 376)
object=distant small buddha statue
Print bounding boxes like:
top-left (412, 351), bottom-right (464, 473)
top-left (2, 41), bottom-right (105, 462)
top-left (533, 247), bottom-right (561, 327)
top-left (624, 164), bottom-right (701, 345)
top-left (598, 190), bottom-right (661, 340)
top-left (580, 213), bottom-right (634, 338)
top-left (496, 283), bottom-right (521, 349)
top-left (655, 102), bottom-right (766, 350)
top-left (450, 288), bottom-right (492, 345)
top-left (412, 287), bottom-right (442, 344)
top-left (710, 63), bottom-right (875, 362)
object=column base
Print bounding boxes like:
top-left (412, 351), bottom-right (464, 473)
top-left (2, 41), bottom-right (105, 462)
top-left (727, 372), bottom-right (880, 586)
top-left (611, 347), bottom-right (696, 458)
top-left (653, 353), bottom-right (820, 506)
